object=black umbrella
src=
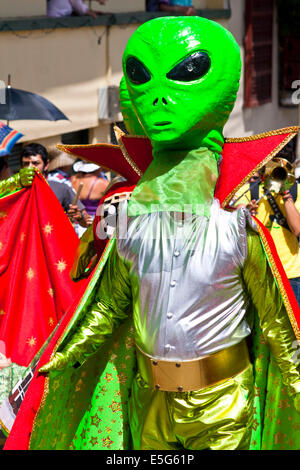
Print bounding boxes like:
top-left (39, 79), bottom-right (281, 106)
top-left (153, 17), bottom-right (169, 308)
top-left (0, 78), bottom-right (69, 123)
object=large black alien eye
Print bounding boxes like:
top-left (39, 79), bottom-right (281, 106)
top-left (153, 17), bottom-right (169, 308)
top-left (166, 51), bottom-right (211, 82)
top-left (126, 57), bottom-right (151, 85)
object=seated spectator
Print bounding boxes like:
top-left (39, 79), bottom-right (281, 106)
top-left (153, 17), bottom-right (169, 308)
top-left (146, 0), bottom-right (196, 15)
top-left (47, 0), bottom-right (108, 19)
top-left (20, 143), bottom-right (91, 231)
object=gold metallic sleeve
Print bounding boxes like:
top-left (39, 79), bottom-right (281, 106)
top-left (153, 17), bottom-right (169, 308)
top-left (39, 242), bottom-right (132, 373)
top-left (243, 228), bottom-right (300, 399)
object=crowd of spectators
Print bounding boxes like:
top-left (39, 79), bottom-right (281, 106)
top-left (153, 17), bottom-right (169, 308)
top-left (0, 142), bottom-right (109, 238)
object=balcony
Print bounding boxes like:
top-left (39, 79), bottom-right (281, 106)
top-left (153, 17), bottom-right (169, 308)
top-left (0, 0), bottom-right (231, 33)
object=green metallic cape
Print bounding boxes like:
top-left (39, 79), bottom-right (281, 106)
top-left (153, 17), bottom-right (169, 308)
top-left (249, 218), bottom-right (300, 450)
top-left (250, 316), bottom-right (300, 450)
top-left (24, 229), bottom-right (300, 450)
top-left (28, 239), bottom-right (136, 450)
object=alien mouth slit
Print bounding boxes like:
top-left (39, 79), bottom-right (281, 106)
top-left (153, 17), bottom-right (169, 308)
top-left (154, 121), bottom-right (172, 126)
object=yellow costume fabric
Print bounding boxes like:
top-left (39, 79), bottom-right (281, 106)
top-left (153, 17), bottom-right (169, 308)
top-left (129, 365), bottom-right (254, 450)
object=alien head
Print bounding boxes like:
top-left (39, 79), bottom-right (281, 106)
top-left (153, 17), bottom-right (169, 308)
top-left (122, 16), bottom-right (241, 153)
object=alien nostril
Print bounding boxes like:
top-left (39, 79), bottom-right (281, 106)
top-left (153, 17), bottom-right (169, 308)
top-left (153, 98), bottom-right (158, 106)
top-left (162, 97), bottom-right (167, 105)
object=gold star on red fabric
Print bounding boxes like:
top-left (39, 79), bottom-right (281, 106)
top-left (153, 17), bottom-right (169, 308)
top-left (26, 336), bottom-right (37, 347)
top-left (48, 288), bottom-right (54, 297)
top-left (43, 223), bottom-right (54, 236)
top-left (56, 259), bottom-right (67, 273)
top-left (26, 268), bottom-right (35, 280)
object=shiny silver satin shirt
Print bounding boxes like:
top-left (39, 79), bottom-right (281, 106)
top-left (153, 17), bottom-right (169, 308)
top-left (117, 199), bottom-right (253, 361)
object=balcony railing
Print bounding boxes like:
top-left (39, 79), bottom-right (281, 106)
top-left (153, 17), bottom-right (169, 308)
top-left (0, 6), bottom-right (231, 34)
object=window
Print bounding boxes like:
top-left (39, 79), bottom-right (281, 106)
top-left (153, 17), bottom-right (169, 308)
top-left (244, 0), bottom-right (274, 107)
top-left (61, 129), bottom-right (89, 145)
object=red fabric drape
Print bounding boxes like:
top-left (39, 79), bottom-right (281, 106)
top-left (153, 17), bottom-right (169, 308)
top-left (3, 246), bottom-right (107, 450)
top-left (0, 173), bottom-right (87, 366)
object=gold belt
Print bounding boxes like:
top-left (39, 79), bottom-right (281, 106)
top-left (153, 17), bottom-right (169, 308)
top-left (136, 340), bottom-right (250, 392)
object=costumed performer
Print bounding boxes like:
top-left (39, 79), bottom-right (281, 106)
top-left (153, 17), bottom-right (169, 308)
top-left (36, 17), bottom-right (300, 450)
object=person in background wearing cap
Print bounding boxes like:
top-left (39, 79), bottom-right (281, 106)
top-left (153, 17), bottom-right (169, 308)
top-left (20, 143), bottom-right (91, 233)
top-left (71, 160), bottom-right (109, 237)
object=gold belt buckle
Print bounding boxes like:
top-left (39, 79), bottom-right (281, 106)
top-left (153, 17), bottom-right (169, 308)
top-left (136, 340), bottom-right (250, 392)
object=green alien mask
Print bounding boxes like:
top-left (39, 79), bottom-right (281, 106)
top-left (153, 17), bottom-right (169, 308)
top-left (122, 17), bottom-right (241, 216)
top-left (123, 16), bottom-right (241, 154)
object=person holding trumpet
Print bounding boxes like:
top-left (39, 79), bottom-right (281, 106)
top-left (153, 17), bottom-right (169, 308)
top-left (233, 143), bottom-right (300, 306)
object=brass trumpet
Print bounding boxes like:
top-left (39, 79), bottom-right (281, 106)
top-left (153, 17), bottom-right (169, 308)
top-left (263, 157), bottom-right (295, 194)
top-left (231, 157), bottom-right (296, 206)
